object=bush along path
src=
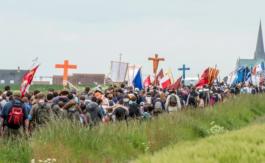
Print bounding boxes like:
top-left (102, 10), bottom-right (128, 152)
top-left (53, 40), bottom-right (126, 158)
top-left (2, 94), bottom-right (265, 162)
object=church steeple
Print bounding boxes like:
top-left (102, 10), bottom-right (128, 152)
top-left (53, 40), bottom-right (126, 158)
top-left (254, 21), bottom-right (265, 60)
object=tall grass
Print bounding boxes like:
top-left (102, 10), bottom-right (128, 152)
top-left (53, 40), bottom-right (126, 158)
top-left (135, 124), bottom-right (265, 163)
top-left (2, 95), bottom-right (265, 162)
top-left (30, 95), bottom-right (265, 162)
top-left (0, 139), bottom-right (31, 163)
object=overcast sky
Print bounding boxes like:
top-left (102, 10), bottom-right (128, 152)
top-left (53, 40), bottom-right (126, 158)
top-left (0, 0), bottom-right (264, 79)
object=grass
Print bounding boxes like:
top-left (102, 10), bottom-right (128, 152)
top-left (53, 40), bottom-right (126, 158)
top-left (0, 84), bottom-right (64, 92)
top-left (1, 94), bottom-right (265, 162)
top-left (135, 123), bottom-right (265, 163)
top-left (0, 139), bottom-right (31, 163)
top-left (0, 83), bottom-right (104, 92)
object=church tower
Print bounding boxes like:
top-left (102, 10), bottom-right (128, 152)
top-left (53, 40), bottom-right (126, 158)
top-left (236, 21), bottom-right (265, 68)
top-left (254, 21), bottom-right (265, 60)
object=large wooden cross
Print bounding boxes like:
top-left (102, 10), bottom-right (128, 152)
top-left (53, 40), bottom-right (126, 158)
top-left (55, 60), bottom-right (77, 85)
top-left (148, 54), bottom-right (165, 75)
top-left (178, 64), bottom-right (190, 80)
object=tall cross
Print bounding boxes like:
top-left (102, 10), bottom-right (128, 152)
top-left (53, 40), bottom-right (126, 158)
top-left (148, 54), bottom-right (165, 75)
top-left (178, 64), bottom-right (190, 80)
top-left (55, 60), bottom-right (77, 85)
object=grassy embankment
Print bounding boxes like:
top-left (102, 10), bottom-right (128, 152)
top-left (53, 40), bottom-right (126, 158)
top-left (135, 123), bottom-right (265, 163)
top-left (1, 95), bottom-right (265, 162)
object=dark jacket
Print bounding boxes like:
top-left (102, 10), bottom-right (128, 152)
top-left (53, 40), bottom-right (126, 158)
top-left (86, 102), bottom-right (101, 123)
top-left (128, 102), bottom-right (141, 118)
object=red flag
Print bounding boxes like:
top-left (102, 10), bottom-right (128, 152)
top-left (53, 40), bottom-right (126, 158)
top-left (154, 69), bottom-right (164, 85)
top-left (169, 76), bottom-right (182, 90)
top-left (160, 76), bottom-right (171, 89)
top-left (196, 68), bottom-right (209, 88)
top-left (144, 75), bottom-right (151, 88)
top-left (20, 65), bottom-right (39, 97)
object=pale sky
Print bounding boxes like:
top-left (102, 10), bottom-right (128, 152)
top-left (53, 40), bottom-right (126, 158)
top-left (0, 0), bottom-right (264, 80)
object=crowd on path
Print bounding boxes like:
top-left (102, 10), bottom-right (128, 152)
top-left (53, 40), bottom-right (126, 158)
top-left (0, 82), bottom-right (264, 138)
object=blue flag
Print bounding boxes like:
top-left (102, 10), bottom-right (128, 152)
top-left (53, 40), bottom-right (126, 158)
top-left (234, 66), bottom-right (245, 84)
top-left (261, 62), bottom-right (265, 71)
top-left (244, 67), bottom-right (251, 83)
top-left (233, 66), bottom-right (252, 84)
top-left (133, 68), bottom-right (143, 90)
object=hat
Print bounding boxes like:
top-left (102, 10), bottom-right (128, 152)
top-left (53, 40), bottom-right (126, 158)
top-left (36, 93), bottom-right (46, 99)
top-left (13, 91), bottom-right (21, 97)
top-left (94, 88), bottom-right (103, 94)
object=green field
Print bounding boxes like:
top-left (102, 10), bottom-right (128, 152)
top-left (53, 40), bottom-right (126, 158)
top-left (135, 123), bottom-right (265, 163)
top-left (0, 84), bottom-right (98, 93)
top-left (1, 95), bottom-right (265, 162)
top-left (0, 83), bottom-right (108, 93)
top-left (0, 84), bottom-right (64, 92)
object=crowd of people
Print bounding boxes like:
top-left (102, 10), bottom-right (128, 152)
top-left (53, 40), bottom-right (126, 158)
top-left (0, 82), bottom-right (263, 137)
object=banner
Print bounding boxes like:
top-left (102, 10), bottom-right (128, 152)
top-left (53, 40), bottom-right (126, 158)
top-left (110, 61), bottom-right (128, 83)
top-left (20, 65), bottom-right (39, 97)
top-left (133, 68), bottom-right (143, 90)
top-left (127, 64), bottom-right (141, 86)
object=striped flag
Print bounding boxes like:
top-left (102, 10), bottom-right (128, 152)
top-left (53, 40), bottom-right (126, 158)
top-left (143, 75), bottom-right (151, 88)
top-left (168, 76), bottom-right (182, 90)
top-left (20, 65), bottom-right (39, 97)
top-left (154, 69), bottom-right (164, 86)
top-left (160, 76), bottom-right (171, 89)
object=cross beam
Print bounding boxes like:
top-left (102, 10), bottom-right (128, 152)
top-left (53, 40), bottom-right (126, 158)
top-left (178, 64), bottom-right (190, 80)
top-left (55, 60), bottom-right (77, 85)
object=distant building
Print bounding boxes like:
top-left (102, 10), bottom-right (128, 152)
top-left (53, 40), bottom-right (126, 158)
top-left (32, 81), bottom-right (51, 85)
top-left (236, 22), bottom-right (265, 68)
top-left (53, 73), bottom-right (105, 85)
top-left (0, 69), bottom-right (27, 85)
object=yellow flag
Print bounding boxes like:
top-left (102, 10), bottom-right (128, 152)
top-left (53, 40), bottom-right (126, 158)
top-left (165, 68), bottom-right (175, 83)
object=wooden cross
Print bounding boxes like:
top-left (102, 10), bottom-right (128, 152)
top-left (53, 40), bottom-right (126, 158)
top-left (148, 54), bottom-right (165, 75)
top-left (178, 64), bottom-right (190, 80)
top-left (55, 60), bottom-right (77, 85)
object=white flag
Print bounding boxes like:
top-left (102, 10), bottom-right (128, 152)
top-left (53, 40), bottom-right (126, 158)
top-left (110, 61), bottom-right (128, 83)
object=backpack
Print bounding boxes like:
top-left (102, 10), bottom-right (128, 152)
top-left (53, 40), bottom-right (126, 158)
top-left (35, 104), bottom-right (50, 125)
top-left (51, 104), bottom-right (61, 118)
top-left (114, 107), bottom-right (127, 121)
top-left (7, 104), bottom-right (24, 129)
top-left (188, 94), bottom-right (196, 106)
top-left (129, 103), bottom-right (140, 118)
top-left (154, 101), bottom-right (163, 114)
top-left (109, 100), bottom-right (114, 107)
top-left (169, 95), bottom-right (177, 107)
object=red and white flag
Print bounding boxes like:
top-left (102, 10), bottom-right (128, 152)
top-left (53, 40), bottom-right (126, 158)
top-left (160, 76), bottom-right (171, 89)
top-left (196, 68), bottom-right (210, 88)
top-left (144, 75), bottom-right (151, 88)
top-left (154, 69), bottom-right (164, 86)
top-left (168, 76), bottom-right (182, 90)
top-left (20, 65), bottom-right (39, 97)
